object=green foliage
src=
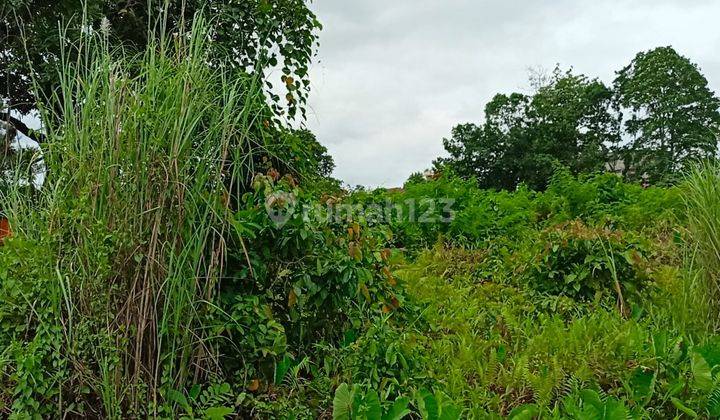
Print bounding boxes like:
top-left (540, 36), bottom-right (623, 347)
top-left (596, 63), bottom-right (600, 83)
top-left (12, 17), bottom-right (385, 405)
top-left (0, 14), bottom-right (333, 417)
top-left (1, 12), bottom-right (381, 417)
top-left (438, 47), bottom-right (720, 190)
top-left (278, 129), bottom-right (336, 180)
top-left (359, 170), bottom-right (681, 250)
top-left (328, 167), bottom-right (715, 418)
top-left (438, 67), bottom-right (617, 190)
top-left (226, 295), bottom-right (288, 360)
top-left (1, 0), bottom-right (320, 120)
top-left (0, 238), bottom-right (65, 417)
top-left (333, 315), bottom-right (431, 399)
top-left (529, 220), bottom-right (651, 303)
top-left (331, 383), bottom-right (462, 420)
top-left (382, 237), bottom-right (720, 418)
top-left (3, 6), bottom-right (720, 419)
top-left (562, 389), bottom-right (629, 419)
top-left (614, 47), bottom-right (720, 183)
top-left (332, 383), bottom-right (382, 420)
top-left (229, 174), bottom-right (399, 338)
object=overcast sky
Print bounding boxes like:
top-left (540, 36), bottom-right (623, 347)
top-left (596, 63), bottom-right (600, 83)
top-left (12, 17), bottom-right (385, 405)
top-left (304, 0), bottom-right (720, 187)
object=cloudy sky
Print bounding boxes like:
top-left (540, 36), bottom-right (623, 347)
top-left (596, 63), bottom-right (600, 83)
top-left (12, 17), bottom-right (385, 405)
top-left (304, 0), bottom-right (720, 187)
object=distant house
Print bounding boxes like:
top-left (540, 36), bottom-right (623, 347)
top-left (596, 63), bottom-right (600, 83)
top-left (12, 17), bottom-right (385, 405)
top-left (605, 159), bottom-right (626, 175)
top-left (605, 158), bottom-right (650, 187)
top-left (605, 159), bottom-right (641, 179)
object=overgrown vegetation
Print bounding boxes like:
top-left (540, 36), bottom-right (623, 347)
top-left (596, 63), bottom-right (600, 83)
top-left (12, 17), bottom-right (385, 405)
top-left (2, 3), bottom-right (720, 419)
top-left (327, 167), bottom-right (720, 418)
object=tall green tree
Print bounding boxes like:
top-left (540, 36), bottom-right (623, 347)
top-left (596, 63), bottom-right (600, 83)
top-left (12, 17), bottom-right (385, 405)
top-left (438, 69), bottom-right (617, 190)
top-left (270, 128), bottom-right (335, 180)
top-left (1, 0), bottom-right (321, 125)
top-left (614, 46), bottom-right (720, 182)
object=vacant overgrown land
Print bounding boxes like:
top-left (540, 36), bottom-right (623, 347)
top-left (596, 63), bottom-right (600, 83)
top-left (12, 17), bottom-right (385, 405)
top-left (2, 5), bottom-right (720, 420)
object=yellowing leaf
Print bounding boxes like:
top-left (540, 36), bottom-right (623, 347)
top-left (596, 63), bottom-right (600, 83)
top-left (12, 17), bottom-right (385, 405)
top-left (360, 284), bottom-right (371, 302)
top-left (349, 242), bottom-right (362, 260)
top-left (247, 379), bottom-right (260, 392)
top-left (382, 267), bottom-right (397, 286)
top-left (288, 289), bottom-right (297, 308)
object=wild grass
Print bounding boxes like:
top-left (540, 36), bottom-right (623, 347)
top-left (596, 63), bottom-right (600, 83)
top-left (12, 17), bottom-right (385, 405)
top-left (2, 10), bottom-right (720, 418)
top-left (1, 15), bottom-right (268, 416)
top-left (685, 161), bottom-right (720, 316)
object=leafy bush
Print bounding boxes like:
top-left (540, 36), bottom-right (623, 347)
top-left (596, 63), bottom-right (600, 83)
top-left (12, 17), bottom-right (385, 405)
top-left (333, 315), bottom-right (431, 399)
top-left (234, 175), bottom-right (398, 330)
top-left (537, 169), bottom-right (682, 229)
top-left (354, 169), bottom-right (681, 251)
top-left (0, 238), bottom-right (66, 416)
top-left (331, 382), bottom-right (460, 420)
top-left (528, 221), bottom-right (651, 305)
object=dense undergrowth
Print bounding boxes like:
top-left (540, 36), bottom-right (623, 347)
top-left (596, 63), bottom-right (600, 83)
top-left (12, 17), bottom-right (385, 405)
top-left (328, 169), bottom-right (720, 419)
top-left (1, 16), bottom-right (720, 420)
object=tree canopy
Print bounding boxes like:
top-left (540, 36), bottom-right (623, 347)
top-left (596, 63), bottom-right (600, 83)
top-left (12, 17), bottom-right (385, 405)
top-left (439, 48), bottom-right (720, 190)
top-left (1, 0), bottom-right (321, 120)
top-left (437, 68), bottom-right (618, 190)
top-left (614, 46), bottom-right (720, 183)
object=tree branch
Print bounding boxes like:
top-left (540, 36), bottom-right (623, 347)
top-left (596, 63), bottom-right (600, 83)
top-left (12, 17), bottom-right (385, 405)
top-left (0, 112), bottom-right (45, 143)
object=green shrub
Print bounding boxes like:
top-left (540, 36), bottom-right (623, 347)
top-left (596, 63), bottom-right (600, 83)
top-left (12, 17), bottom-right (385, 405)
top-left (536, 169), bottom-right (682, 229)
top-left (334, 315), bottom-right (431, 398)
top-left (529, 221), bottom-right (651, 306)
top-left (354, 169), bottom-right (681, 251)
top-left (0, 238), bottom-right (66, 416)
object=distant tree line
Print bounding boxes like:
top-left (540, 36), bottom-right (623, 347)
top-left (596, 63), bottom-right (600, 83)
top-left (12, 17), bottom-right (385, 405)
top-left (435, 47), bottom-right (720, 190)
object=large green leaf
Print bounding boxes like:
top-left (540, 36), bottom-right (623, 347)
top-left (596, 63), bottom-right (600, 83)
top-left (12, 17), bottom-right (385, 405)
top-left (579, 390), bottom-right (627, 420)
top-left (382, 397), bottom-right (411, 420)
top-left (601, 398), bottom-right (628, 420)
top-left (205, 406), bottom-right (234, 420)
top-left (508, 404), bottom-right (539, 420)
top-left (363, 390), bottom-right (382, 420)
top-left (333, 383), bottom-right (354, 420)
top-left (691, 352), bottom-right (714, 393)
top-left (415, 389), bottom-right (439, 419)
top-left (629, 367), bottom-right (656, 406)
top-left (165, 389), bottom-right (191, 415)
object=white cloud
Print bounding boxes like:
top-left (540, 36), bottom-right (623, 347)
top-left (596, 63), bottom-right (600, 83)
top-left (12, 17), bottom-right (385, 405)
top-left (306, 0), bottom-right (720, 187)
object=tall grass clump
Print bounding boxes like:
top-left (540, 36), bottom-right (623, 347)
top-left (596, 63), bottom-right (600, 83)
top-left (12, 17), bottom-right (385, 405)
top-left (0, 15), bottom-right (268, 417)
top-left (685, 161), bottom-right (720, 325)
